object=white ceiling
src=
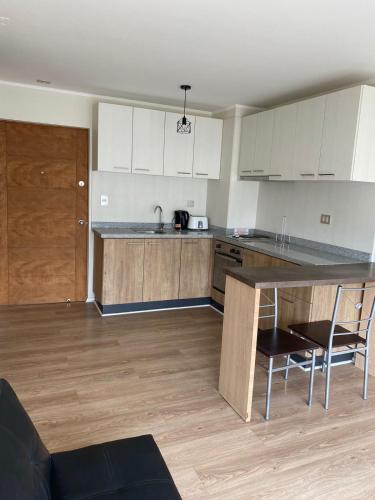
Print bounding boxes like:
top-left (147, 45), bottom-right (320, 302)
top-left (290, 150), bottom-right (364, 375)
top-left (1, 0), bottom-right (375, 110)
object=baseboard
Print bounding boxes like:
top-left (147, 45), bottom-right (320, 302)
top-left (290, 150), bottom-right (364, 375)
top-left (96, 297), bottom-right (211, 316)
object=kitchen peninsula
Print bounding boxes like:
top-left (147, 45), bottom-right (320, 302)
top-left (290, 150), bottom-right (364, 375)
top-left (219, 263), bottom-right (375, 422)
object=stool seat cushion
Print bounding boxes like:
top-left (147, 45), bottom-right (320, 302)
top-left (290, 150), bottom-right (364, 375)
top-left (288, 320), bottom-right (367, 349)
top-left (257, 327), bottom-right (317, 357)
top-left (51, 434), bottom-right (181, 500)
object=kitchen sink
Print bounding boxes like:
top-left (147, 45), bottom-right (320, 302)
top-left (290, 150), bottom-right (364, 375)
top-left (131, 228), bottom-right (172, 234)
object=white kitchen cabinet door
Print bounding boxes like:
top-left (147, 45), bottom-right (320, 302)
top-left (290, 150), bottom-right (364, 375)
top-left (270, 103), bottom-right (297, 180)
top-left (97, 103), bottom-right (133, 173)
top-left (193, 116), bottom-right (223, 179)
top-left (238, 114), bottom-right (258, 177)
top-left (352, 86), bottom-right (375, 182)
top-left (319, 87), bottom-right (362, 181)
top-left (164, 112), bottom-right (195, 177)
top-left (132, 108), bottom-right (165, 176)
top-left (293, 95), bottom-right (326, 180)
top-left (252, 110), bottom-right (274, 176)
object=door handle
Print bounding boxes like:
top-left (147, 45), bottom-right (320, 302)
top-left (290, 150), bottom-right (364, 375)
top-left (78, 219), bottom-right (88, 225)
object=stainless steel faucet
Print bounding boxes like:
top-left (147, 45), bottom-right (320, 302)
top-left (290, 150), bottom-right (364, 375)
top-left (154, 205), bottom-right (164, 230)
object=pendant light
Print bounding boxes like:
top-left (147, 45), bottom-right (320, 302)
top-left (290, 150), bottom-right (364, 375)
top-left (177, 84), bottom-right (192, 134)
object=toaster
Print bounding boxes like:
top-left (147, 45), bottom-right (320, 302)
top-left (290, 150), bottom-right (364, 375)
top-left (187, 215), bottom-right (208, 231)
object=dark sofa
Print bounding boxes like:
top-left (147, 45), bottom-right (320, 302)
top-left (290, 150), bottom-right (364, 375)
top-left (0, 379), bottom-right (181, 499)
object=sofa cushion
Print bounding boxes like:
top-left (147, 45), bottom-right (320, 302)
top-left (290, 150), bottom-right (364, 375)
top-left (0, 379), bottom-right (51, 500)
top-left (51, 434), bottom-right (181, 500)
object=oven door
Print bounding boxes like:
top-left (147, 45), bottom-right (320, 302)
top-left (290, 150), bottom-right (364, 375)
top-left (213, 252), bottom-right (242, 294)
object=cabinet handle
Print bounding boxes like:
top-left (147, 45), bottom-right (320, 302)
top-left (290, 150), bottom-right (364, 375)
top-left (269, 174), bottom-right (282, 177)
top-left (177, 171), bottom-right (191, 175)
top-left (299, 173), bottom-right (315, 177)
top-left (240, 170), bottom-right (252, 173)
top-left (195, 172), bottom-right (208, 176)
top-left (114, 166), bottom-right (130, 170)
top-left (126, 241), bottom-right (144, 245)
top-left (319, 173), bottom-right (335, 176)
top-left (134, 168), bottom-right (150, 172)
top-left (253, 169), bottom-right (264, 173)
top-left (184, 240), bottom-right (199, 244)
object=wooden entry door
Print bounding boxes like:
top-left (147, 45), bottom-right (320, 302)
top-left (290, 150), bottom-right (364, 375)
top-left (0, 121), bottom-right (88, 305)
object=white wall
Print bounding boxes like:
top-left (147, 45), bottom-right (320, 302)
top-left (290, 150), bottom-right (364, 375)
top-left (0, 81), bottom-right (209, 300)
top-left (256, 181), bottom-right (375, 255)
top-left (207, 106), bottom-right (260, 230)
top-left (92, 172), bottom-right (207, 223)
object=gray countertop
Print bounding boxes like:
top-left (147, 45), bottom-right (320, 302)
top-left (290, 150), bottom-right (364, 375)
top-left (93, 227), bottom-right (215, 239)
top-left (92, 225), bottom-right (364, 266)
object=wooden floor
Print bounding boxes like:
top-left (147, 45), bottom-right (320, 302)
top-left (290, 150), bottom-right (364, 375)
top-left (1, 303), bottom-right (375, 499)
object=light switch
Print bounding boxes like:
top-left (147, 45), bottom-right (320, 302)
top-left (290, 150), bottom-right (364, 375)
top-left (100, 195), bottom-right (109, 207)
top-left (187, 200), bottom-right (195, 208)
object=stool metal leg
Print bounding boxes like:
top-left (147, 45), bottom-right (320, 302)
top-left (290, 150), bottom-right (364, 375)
top-left (363, 345), bottom-right (369, 400)
top-left (284, 354), bottom-right (290, 380)
top-left (265, 357), bottom-right (273, 421)
top-left (324, 350), bottom-right (332, 410)
top-left (308, 349), bottom-right (316, 407)
top-left (321, 350), bottom-right (327, 373)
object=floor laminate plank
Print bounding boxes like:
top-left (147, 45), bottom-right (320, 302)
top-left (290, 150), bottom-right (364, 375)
top-left (0, 303), bottom-right (374, 499)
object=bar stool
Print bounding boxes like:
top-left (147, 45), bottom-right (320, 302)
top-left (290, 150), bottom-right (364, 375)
top-left (289, 285), bottom-right (375, 410)
top-left (257, 288), bottom-right (318, 420)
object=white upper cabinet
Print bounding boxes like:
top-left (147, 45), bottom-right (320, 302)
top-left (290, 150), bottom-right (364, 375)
top-left (352, 86), bottom-right (375, 182)
top-left (237, 85), bottom-right (375, 183)
top-left (293, 95), bottom-right (326, 180)
top-left (319, 87), bottom-right (361, 180)
top-left (238, 114), bottom-right (258, 177)
top-left (193, 116), bottom-right (223, 179)
top-left (164, 112), bottom-right (195, 177)
top-left (97, 103), bottom-right (133, 173)
top-left (252, 110), bottom-right (274, 176)
top-left (270, 104), bottom-right (297, 180)
top-left (132, 108), bottom-right (166, 176)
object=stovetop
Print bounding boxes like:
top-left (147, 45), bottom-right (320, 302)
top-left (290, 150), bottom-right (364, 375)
top-left (230, 234), bottom-right (271, 240)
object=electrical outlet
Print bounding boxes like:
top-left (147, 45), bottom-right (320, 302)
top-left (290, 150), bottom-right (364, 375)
top-left (187, 200), bottom-right (195, 208)
top-left (320, 214), bottom-right (331, 225)
top-left (100, 194), bottom-right (109, 207)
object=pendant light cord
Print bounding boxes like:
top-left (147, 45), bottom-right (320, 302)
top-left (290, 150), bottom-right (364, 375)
top-left (183, 88), bottom-right (187, 118)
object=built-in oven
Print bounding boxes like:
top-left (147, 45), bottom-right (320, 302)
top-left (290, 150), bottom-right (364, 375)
top-left (213, 241), bottom-right (243, 294)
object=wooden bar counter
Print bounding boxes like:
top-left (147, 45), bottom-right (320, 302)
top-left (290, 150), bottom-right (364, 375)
top-left (218, 263), bottom-right (375, 422)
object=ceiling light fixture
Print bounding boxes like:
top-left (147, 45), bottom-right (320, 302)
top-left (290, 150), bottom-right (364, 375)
top-left (0, 16), bottom-right (10, 26)
top-left (36, 79), bottom-right (51, 85)
top-left (177, 85), bottom-right (192, 134)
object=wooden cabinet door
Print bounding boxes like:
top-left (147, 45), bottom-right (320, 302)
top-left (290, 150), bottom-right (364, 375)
top-left (278, 294), bottom-right (312, 331)
top-left (252, 110), bottom-right (274, 176)
top-left (319, 86), bottom-right (361, 181)
top-left (243, 249), bottom-right (273, 268)
top-left (101, 239), bottom-right (144, 305)
top-left (143, 239), bottom-right (181, 301)
top-left (193, 116), bottom-right (223, 179)
top-left (242, 249), bottom-right (274, 328)
top-left (270, 103), bottom-right (297, 180)
top-left (179, 239), bottom-right (212, 299)
top-left (164, 112), bottom-right (195, 177)
top-left (132, 108), bottom-right (165, 176)
top-left (97, 103), bottom-right (133, 173)
top-left (238, 114), bottom-right (258, 177)
top-left (293, 95), bottom-right (325, 179)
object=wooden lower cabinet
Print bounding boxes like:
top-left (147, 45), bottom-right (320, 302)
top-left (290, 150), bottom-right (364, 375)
top-left (143, 239), bottom-right (181, 302)
top-left (94, 237), bottom-right (213, 306)
top-left (179, 239), bottom-right (212, 299)
top-left (94, 236), bottom-right (144, 305)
